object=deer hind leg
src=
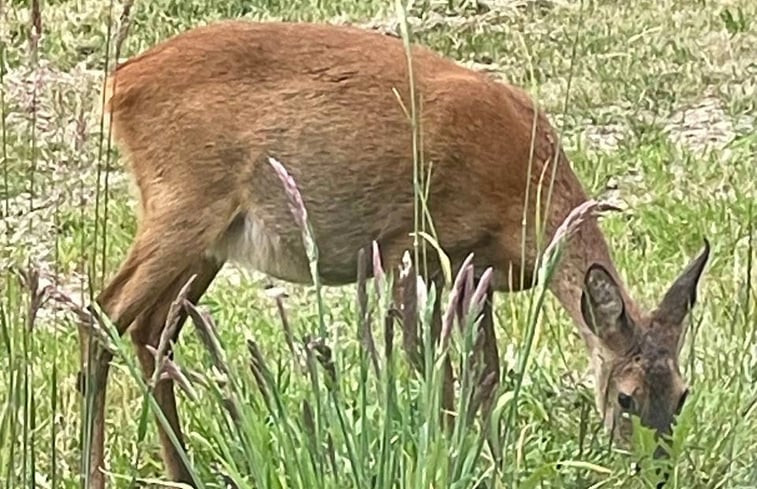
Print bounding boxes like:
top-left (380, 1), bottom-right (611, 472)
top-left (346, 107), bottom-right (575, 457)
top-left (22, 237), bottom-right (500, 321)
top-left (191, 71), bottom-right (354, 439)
top-left (80, 199), bottom-right (236, 489)
top-left (130, 256), bottom-right (222, 484)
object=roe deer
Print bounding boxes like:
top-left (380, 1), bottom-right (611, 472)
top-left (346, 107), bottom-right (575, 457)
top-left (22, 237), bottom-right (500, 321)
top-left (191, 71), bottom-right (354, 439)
top-left (79, 20), bottom-right (710, 487)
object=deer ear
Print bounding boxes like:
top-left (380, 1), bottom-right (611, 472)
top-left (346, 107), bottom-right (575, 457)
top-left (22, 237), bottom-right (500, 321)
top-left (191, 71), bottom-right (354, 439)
top-left (653, 239), bottom-right (710, 326)
top-left (581, 264), bottom-right (634, 351)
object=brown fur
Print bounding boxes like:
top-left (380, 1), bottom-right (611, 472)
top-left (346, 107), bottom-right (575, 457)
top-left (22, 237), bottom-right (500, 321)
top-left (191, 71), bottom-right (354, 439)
top-left (80, 20), bottom-right (710, 487)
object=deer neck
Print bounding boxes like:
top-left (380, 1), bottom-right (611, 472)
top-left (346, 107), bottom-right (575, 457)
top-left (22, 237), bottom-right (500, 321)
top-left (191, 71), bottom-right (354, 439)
top-left (547, 218), bottom-right (639, 349)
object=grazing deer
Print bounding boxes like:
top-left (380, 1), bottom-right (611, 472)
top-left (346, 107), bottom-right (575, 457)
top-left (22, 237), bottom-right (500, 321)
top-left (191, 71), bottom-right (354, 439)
top-left (79, 20), bottom-right (710, 487)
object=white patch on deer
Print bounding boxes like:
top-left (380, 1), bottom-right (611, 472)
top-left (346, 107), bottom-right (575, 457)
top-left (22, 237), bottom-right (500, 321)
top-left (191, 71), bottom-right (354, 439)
top-left (209, 212), bottom-right (311, 284)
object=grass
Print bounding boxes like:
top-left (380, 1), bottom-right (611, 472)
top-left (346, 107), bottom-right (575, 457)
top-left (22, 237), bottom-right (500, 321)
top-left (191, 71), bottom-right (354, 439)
top-left (1, 0), bottom-right (756, 487)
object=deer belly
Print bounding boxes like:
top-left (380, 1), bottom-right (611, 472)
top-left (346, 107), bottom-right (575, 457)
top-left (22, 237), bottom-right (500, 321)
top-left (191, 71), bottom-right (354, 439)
top-left (209, 211), bottom-right (313, 284)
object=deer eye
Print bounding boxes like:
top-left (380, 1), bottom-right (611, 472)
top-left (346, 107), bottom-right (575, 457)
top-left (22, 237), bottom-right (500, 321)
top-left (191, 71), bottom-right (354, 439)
top-left (676, 388), bottom-right (689, 415)
top-left (617, 392), bottom-right (634, 411)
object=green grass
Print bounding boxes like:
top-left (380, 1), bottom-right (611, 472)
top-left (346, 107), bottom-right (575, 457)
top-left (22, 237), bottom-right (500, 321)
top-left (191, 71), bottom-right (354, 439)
top-left (1, 0), bottom-right (756, 487)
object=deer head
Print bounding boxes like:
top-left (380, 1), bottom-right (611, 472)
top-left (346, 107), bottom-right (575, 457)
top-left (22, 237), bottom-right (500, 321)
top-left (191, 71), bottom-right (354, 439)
top-left (581, 240), bottom-right (710, 447)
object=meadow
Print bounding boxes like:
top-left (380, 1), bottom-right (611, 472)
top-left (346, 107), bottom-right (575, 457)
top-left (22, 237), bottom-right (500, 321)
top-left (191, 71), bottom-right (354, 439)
top-left (1, 0), bottom-right (756, 487)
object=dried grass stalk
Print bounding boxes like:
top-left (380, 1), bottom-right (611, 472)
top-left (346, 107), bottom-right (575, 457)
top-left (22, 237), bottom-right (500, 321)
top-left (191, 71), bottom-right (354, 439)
top-left (542, 199), bottom-right (621, 262)
top-left (306, 337), bottom-right (336, 388)
top-left (184, 300), bottom-right (228, 376)
top-left (13, 266), bottom-right (50, 331)
top-left (247, 338), bottom-right (273, 408)
top-left (264, 285), bottom-right (303, 371)
top-left (143, 345), bottom-right (198, 401)
top-left (267, 156), bottom-right (314, 252)
top-left (151, 275), bottom-right (196, 382)
top-left (45, 279), bottom-right (115, 356)
top-left (371, 240), bottom-right (386, 298)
